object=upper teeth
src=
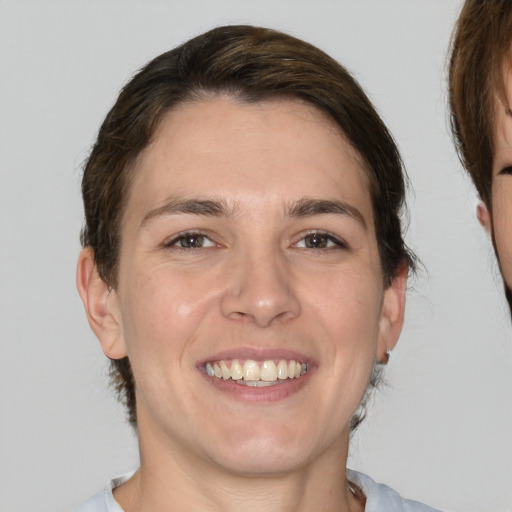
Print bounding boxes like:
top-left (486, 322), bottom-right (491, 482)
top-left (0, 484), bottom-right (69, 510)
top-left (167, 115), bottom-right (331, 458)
top-left (205, 359), bottom-right (307, 382)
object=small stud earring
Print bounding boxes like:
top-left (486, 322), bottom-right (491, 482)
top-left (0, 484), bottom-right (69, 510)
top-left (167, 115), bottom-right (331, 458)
top-left (378, 348), bottom-right (391, 365)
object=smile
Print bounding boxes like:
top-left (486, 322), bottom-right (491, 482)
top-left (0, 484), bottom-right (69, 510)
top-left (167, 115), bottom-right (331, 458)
top-left (205, 359), bottom-right (308, 386)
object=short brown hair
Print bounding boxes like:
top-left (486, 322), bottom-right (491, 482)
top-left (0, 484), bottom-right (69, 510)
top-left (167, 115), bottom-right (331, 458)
top-left (81, 25), bottom-right (414, 427)
top-left (449, 0), bottom-right (512, 206)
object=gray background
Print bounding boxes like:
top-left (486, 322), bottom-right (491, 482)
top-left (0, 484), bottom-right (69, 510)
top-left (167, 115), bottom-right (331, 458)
top-left (1, 1), bottom-right (511, 511)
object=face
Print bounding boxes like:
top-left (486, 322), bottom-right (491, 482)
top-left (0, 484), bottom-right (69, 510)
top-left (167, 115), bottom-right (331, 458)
top-left (491, 71), bottom-right (512, 299)
top-left (84, 96), bottom-right (405, 477)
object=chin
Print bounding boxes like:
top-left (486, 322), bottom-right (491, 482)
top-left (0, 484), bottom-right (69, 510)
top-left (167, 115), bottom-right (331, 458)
top-left (213, 449), bottom-right (308, 477)
top-left (208, 427), bottom-right (314, 476)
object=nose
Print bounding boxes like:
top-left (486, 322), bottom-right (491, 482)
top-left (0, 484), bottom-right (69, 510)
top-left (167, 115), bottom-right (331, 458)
top-left (220, 249), bottom-right (301, 327)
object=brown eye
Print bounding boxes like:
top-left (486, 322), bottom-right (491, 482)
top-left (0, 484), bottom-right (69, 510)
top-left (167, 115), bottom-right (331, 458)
top-left (180, 234), bottom-right (205, 248)
top-left (304, 233), bottom-right (329, 248)
top-left (167, 233), bottom-right (215, 249)
top-left (499, 165), bottom-right (512, 175)
top-left (294, 232), bottom-right (347, 250)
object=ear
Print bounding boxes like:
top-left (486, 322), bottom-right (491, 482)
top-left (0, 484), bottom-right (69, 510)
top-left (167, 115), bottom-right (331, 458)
top-left (377, 262), bottom-right (408, 363)
top-left (477, 201), bottom-right (492, 234)
top-left (76, 248), bottom-right (127, 359)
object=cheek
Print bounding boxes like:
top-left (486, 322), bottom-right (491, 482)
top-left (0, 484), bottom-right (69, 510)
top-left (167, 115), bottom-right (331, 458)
top-left (118, 266), bottom-right (221, 358)
top-left (304, 269), bottom-right (383, 424)
top-left (492, 184), bottom-right (512, 285)
top-left (305, 267), bottom-right (383, 345)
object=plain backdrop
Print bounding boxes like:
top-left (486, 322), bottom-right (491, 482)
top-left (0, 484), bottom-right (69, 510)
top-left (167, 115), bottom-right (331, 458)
top-left (1, 1), bottom-right (511, 511)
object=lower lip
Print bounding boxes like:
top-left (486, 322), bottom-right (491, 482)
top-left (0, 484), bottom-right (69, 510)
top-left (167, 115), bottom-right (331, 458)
top-left (201, 372), bottom-right (312, 402)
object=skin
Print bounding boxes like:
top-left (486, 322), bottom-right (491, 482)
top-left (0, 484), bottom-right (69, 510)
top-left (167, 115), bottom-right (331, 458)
top-left (77, 96), bottom-right (406, 512)
top-left (486, 74), bottom-right (512, 295)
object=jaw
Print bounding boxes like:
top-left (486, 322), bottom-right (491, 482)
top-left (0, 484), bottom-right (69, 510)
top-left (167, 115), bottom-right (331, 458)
top-left (134, 363), bottom-right (354, 479)
top-left (504, 285), bottom-right (512, 321)
top-left (489, 226), bottom-right (512, 320)
top-left (124, 416), bottom-right (354, 512)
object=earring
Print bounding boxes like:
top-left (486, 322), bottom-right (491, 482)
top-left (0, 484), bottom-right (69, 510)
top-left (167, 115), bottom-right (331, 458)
top-left (378, 348), bottom-right (391, 365)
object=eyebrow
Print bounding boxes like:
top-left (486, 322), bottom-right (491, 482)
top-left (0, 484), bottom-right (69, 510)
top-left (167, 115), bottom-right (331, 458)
top-left (140, 196), bottom-right (366, 229)
top-left (140, 198), bottom-right (233, 228)
top-left (288, 198), bottom-right (367, 229)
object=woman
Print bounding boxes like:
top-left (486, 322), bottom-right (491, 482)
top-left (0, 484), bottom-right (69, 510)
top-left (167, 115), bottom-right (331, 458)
top-left (76, 25), bottom-right (439, 512)
top-left (449, 0), bottom-right (512, 318)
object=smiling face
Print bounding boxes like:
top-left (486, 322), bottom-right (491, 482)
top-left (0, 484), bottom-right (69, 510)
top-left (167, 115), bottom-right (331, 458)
top-left (492, 75), bottom-right (512, 299)
top-left (80, 96), bottom-right (405, 478)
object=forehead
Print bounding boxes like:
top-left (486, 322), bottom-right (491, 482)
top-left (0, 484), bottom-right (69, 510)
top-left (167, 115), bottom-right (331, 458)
top-left (126, 96), bottom-right (372, 223)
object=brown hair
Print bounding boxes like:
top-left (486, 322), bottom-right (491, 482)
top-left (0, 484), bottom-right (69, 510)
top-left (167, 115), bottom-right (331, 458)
top-left (449, 0), bottom-right (512, 206)
top-left (81, 25), bottom-right (414, 427)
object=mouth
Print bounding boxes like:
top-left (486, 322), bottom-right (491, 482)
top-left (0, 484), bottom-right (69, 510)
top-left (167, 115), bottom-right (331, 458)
top-left (204, 359), bottom-right (308, 387)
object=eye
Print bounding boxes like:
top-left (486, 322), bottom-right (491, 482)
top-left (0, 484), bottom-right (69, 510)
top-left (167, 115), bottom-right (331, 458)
top-left (294, 232), bottom-right (346, 249)
top-left (166, 232), bottom-right (216, 249)
top-left (499, 165), bottom-right (512, 175)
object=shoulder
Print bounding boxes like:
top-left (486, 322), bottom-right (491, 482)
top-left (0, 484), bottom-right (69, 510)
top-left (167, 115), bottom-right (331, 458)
top-left (347, 470), bottom-right (442, 512)
top-left (73, 473), bottom-right (134, 512)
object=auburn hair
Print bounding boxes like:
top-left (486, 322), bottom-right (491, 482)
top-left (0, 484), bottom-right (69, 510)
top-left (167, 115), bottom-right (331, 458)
top-left (449, 0), bottom-right (512, 205)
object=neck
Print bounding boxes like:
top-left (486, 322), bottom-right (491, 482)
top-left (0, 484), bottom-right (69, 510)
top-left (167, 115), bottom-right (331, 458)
top-left (114, 416), bottom-right (364, 512)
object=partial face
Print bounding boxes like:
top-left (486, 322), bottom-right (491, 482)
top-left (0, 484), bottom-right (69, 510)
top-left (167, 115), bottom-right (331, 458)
top-left (491, 72), bottom-right (512, 297)
top-left (107, 97), bottom-right (404, 475)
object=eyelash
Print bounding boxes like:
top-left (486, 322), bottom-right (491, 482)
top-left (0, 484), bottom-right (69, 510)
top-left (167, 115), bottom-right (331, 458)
top-left (499, 166), bottom-right (512, 175)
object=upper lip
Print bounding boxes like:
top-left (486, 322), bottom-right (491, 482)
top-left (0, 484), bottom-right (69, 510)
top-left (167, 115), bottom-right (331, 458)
top-left (197, 347), bottom-right (316, 366)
